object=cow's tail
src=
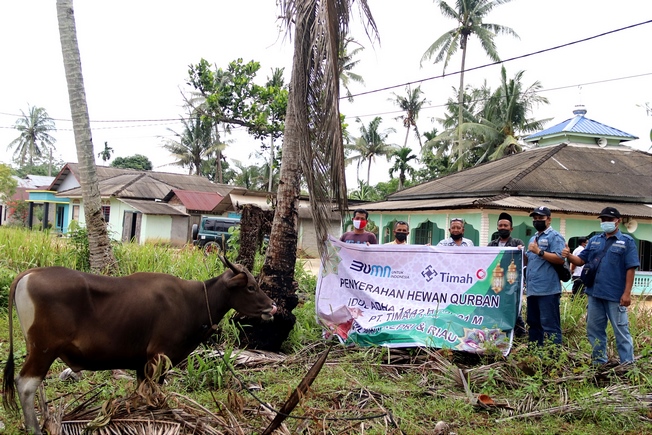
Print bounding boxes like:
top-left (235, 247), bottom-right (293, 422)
top-left (2, 273), bottom-right (21, 412)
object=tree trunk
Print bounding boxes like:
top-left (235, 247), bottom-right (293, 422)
top-left (235, 204), bottom-right (273, 272)
top-left (457, 34), bottom-right (468, 172)
top-left (237, 10), bottom-right (318, 351)
top-left (57, 0), bottom-right (117, 274)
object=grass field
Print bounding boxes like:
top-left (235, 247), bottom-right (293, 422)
top-left (0, 227), bottom-right (651, 434)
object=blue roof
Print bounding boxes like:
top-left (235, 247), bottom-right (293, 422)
top-left (524, 108), bottom-right (638, 141)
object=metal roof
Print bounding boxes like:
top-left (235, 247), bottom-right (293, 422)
top-left (524, 109), bottom-right (638, 141)
top-left (117, 199), bottom-right (188, 216)
top-left (389, 144), bottom-right (652, 203)
top-left (50, 163), bottom-right (232, 197)
top-left (364, 196), bottom-right (652, 219)
top-left (169, 189), bottom-right (223, 212)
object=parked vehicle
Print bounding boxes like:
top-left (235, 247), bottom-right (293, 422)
top-left (191, 216), bottom-right (240, 253)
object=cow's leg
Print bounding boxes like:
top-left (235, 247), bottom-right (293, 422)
top-left (15, 375), bottom-right (43, 435)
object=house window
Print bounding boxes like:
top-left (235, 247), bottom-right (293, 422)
top-left (101, 205), bottom-right (110, 223)
top-left (72, 205), bottom-right (80, 221)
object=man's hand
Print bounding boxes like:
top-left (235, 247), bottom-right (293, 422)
top-left (620, 293), bottom-right (631, 307)
top-left (528, 241), bottom-right (540, 255)
top-left (561, 243), bottom-right (571, 258)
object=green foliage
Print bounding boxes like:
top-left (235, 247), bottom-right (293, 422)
top-left (7, 105), bottom-right (57, 168)
top-left (184, 346), bottom-right (234, 391)
top-left (67, 222), bottom-right (91, 272)
top-left (110, 154), bottom-right (153, 171)
top-left (187, 58), bottom-right (287, 141)
top-left (0, 163), bottom-right (17, 201)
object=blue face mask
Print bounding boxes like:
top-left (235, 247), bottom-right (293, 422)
top-left (600, 221), bottom-right (617, 233)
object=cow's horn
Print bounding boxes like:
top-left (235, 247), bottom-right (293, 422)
top-left (219, 255), bottom-right (239, 274)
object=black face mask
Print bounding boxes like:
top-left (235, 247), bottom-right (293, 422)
top-left (533, 220), bottom-right (547, 232)
top-left (451, 233), bottom-right (463, 241)
top-left (498, 229), bottom-right (511, 239)
top-left (395, 233), bottom-right (408, 242)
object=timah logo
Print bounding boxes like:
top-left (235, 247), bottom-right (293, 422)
top-left (350, 260), bottom-right (391, 278)
top-left (421, 265), bottom-right (438, 282)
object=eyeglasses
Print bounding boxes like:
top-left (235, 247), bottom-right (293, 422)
top-left (396, 220), bottom-right (407, 225)
top-left (450, 218), bottom-right (464, 223)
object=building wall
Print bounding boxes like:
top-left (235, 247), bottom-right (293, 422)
top-left (141, 214), bottom-right (172, 244)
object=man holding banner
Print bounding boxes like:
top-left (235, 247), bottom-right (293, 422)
top-left (488, 212), bottom-right (526, 338)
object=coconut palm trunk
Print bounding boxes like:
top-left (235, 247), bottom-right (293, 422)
top-left (56, 0), bottom-right (116, 273)
top-left (456, 33), bottom-right (468, 172)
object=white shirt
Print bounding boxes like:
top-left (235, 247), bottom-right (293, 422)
top-left (572, 245), bottom-right (585, 277)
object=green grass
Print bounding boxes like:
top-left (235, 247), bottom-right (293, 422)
top-left (0, 227), bottom-right (651, 434)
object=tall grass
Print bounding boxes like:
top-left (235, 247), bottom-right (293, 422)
top-left (1, 227), bottom-right (652, 434)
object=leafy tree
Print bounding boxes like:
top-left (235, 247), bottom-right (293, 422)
top-left (110, 154), bottom-right (153, 171)
top-left (7, 105), bottom-right (57, 168)
top-left (390, 86), bottom-right (428, 149)
top-left (339, 36), bottom-right (366, 102)
top-left (12, 159), bottom-right (66, 178)
top-left (0, 163), bottom-right (17, 203)
top-left (263, 68), bottom-right (286, 191)
top-left (421, 0), bottom-right (518, 171)
top-left (388, 146), bottom-right (418, 190)
top-left (345, 117), bottom-right (396, 184)
top-left (97, 141), bottom-right (114, 163)
top-left (57, 0), bottom-right (116, 273)
top-left (187, 58), bottom-right (288, 183)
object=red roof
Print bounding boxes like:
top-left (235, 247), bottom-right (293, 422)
top-left (172, 189), bottom-right (223, 212)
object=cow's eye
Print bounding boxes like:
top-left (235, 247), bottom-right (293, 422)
top-left (247, 286), bottom-right (255, 292)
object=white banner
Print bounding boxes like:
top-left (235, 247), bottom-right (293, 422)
top-left (315, 236), bottom-right (524, 355)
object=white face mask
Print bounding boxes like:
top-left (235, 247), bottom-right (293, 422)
top-left (353, 219), bottom-right (367, 230)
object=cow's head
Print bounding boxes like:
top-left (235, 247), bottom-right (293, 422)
top-left (220, 255), bottom-right (277, 320)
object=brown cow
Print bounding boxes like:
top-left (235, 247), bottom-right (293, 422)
top-left (2, 258), bottom-right (276, 435)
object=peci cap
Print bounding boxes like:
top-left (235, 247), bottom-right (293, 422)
top-left (529, 206), bottom-right (551, 217)
top-left (498, 212), bottom-right (512, 224)
top-left (597, 207), bottom-right (621, 219)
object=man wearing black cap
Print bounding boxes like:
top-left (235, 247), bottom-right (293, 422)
top-left (488, 212), bottom-right (526, 337)
top-left (563, 207), bottom-right (639, 365)
top-left (524, 206), bottom-right (566, 346)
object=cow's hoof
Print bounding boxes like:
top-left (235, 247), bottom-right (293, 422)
top-left (112, 369), bottom-right (134, 380)
top-left (59, 368), bottom-right (81, 381)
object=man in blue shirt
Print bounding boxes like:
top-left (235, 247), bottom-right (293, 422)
top-left (563, 207), bottom-right (639, 365)
top-left (524, 206), bottom-right (566, 346)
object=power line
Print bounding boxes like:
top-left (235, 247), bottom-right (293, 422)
top-left (1, 20), bottom-right (650, 129)
top-left (346, 19), bottom-right (652, 99)
top-left (346, 71), bottom-right (652, 120)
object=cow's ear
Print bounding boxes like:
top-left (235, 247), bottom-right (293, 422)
top-left (226, 272), bottom-right (248, 289)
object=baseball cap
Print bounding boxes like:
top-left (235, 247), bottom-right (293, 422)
top-left (529, 206), bottom-right (551, 217)
top-left (597, 207), bottom-right (621, 219)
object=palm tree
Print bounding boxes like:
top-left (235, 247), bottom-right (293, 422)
top-left (472, 66), bottom-right (550, 163)
top-left (97, 141), bottom-right (114, 163)
top-left (390, 86), bottom-right (428, 149)
top-left (346, 117), bottom-right (397, 184)
top-left (388, 146), bottom-right (418, 190)
top-left (163, 115), bottom-right (218, 176)
top-left (421, 0), bottom-right (518, 171)
top-left (56, 0), bottom-right (116, 273)
top-left (339, 36), bottom-right (366, 102)
top-left (246, 0), bottom-right (378, 351)
top-left (8, 106), bottom-right (57, 168)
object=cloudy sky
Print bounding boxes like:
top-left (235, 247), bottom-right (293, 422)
top-left (1, 0), bottom-right (650, 185)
